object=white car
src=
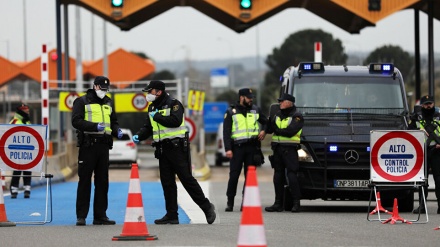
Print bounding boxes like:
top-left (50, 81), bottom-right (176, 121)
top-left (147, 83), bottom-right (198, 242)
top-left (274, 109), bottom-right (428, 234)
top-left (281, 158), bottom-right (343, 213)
top-left (215, 122), bottom-right (230, 166)
top-left (109, 128), bottom-right (138, 167)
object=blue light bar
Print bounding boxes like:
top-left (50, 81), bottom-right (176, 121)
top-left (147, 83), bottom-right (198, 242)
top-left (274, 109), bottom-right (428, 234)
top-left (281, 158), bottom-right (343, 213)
top-left (368, 63), bottom-right (394, 74)
top-left (329, 145), bottom-right (338, 152)
top-left (366, 146), bottom-right (371, 152)
top-left (298, 62), bottom-right (325, 73)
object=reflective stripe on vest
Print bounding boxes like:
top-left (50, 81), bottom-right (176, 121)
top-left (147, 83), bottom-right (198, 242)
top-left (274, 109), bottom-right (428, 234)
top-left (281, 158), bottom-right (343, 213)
top-left (417, 119), bottom-right (440, 146)
top-left (83, 103), bottom-right (113, 135)
top-left (231, 111), bottom-right (259, 142)
top-left (271, 116), bottom-right (302, 144)
top-left (150, 108), bottom-right (186, 142)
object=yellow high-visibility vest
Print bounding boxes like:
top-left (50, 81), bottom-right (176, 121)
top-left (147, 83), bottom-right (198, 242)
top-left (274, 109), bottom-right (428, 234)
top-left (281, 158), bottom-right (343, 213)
top-left (230, 109), bottom-right (259, 142)
top-left (83, 103), bottom-right (113, 135)
top-left (150, 108), bottom-right (186, 142)
top-left (271, 116), bottom-right (302, 144)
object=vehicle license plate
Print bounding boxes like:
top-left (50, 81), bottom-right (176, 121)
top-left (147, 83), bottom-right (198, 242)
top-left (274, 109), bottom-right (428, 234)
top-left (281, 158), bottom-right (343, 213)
top-left (334, 180), bottom-right (369, 188)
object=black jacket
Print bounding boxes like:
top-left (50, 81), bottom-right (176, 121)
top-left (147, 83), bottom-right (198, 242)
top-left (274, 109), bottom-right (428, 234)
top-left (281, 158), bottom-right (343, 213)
top-left (265, 106), bottom-right (304, 140)
top-left (136, 92), bottom-right (185, 141)
top-left (71, 89), bottom-right (120, 137)
top-left (223, 102), bottom-right (268, 152)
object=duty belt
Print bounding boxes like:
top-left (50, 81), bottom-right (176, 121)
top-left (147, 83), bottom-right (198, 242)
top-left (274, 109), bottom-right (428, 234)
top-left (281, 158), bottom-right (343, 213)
top-left (88, 135), bottom-right (108, 144)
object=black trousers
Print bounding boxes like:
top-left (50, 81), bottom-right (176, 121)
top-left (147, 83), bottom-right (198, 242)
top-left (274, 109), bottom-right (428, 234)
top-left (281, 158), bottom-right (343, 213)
top-left (76, 143), bottom-right (110, 219)
top-left (272, 145), bottom-right (301, 202)
top-left (158, 142), bottom-right (210, 218)
top-left (420, 148), bottom-right (440, 203)
top-left (10, 171), bottom-right (32, 189)
top-left (226, 143), bottom-right (257, 198)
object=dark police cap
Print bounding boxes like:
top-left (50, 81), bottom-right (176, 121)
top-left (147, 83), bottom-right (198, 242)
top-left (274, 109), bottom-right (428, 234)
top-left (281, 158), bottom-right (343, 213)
top-left (17, 103), bottom-right (29, 111)
top-left (277, 93), bottom-right (295, 103)
top-left (142, 80), bottom-right (165, 92)
top-left (238, 88), bottom-right (254, 98)
top-left (93, 76), bottom-right (110, 89)
top-left (420, 95), bottom-right (434, 105)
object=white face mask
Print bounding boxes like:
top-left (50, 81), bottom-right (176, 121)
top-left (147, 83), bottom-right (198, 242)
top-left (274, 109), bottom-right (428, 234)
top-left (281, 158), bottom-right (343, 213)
top-left (146, 93), bottom-right (157, 102)
top-left (96, 90), bottom-right (106, 99)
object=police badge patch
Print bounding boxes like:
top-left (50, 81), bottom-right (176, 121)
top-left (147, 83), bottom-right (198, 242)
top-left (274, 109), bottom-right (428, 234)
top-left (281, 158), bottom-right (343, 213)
top-left (173, 104), bottom-right (179, 111)
top-left (295, 117), bottom-right (301, 122)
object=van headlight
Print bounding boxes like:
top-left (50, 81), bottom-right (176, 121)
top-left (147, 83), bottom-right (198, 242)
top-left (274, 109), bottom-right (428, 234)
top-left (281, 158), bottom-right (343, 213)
top-left (298, 145), bottom-right (314, 162)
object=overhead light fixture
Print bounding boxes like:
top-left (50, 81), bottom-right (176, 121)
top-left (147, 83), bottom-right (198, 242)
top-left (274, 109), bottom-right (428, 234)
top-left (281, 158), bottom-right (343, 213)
top-left (368, 0), bottom-right (381, 11)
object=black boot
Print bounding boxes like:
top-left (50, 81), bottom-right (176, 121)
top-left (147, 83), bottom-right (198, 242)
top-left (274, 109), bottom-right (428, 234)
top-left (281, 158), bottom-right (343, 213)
top-left (265, 201), bottom-right (283, 212)
top-left (291, 200), bottom-right (301, 213)
top-left (225, 197), bottom-right (234, 212)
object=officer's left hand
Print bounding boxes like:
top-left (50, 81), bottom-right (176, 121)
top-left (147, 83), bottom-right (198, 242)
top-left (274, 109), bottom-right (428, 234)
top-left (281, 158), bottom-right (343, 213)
top-left (149, 109), bottom-right (158, 118)
top-left (117, 128), bottom-right (123, 139)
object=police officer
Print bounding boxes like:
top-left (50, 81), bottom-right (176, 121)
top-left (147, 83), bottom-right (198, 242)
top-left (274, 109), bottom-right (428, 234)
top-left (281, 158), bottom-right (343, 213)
top-left (132, 80), bottom-right (216, 225)
top-left (9, 103), bottom-right (32, 199)
top-left (265, 93), bottom-right (303, 213)
top-left (223, 88), bottom-right (268, 212)
top-left (409, 95), bottom-right (440, 214)
top-left (72, 76), bottom-right (123, 226)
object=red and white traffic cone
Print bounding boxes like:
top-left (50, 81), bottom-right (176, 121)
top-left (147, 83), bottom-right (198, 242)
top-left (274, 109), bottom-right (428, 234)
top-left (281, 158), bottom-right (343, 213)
top-left (382, 198), bottom-right (412, 225)
top-left (237, 166), bottom-right (266, 247)
top-left (0, 183), bottom-right (16, 227)
top-left (112, 163), bottom-right (158, 241)
top-left (369, 192), bottom-right (392, 215)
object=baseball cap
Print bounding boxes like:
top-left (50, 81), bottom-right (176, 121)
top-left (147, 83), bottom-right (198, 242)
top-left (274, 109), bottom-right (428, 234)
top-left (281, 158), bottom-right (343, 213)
top-left (142, 80), bottom-right (165, 92)
top-left (238, 88), bottom-right (254, 99)
top-left (93, 76), bottom-right (110, 90)
top-left (420, 95), bottom-right (434, 105)
top-left (277, 93), bottom-right (295, 103)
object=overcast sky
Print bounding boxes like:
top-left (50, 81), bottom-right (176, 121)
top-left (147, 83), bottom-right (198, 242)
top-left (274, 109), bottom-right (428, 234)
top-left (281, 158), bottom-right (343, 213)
top-left (0, 0), bottom-right (439, 63)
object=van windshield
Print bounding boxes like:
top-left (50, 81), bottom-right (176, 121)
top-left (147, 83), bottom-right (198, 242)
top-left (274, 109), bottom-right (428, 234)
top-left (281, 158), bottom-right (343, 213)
top-left (293, 77), bottom-right (404, 110)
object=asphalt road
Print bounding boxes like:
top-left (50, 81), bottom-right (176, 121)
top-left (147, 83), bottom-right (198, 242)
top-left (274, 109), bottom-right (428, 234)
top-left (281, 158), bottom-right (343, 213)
top-left (2, 149), bottom-right (440, 246)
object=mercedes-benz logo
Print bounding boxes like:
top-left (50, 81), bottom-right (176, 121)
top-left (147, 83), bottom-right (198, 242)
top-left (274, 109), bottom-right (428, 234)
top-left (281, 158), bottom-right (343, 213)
top-left (344, 150), bottom-right (359, 164)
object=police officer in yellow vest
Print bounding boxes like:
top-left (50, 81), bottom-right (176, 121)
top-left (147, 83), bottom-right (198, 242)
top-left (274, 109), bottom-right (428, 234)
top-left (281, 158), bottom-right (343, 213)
top-left (265, 93), bottom-right (304, 213)
top-left (9, 103), bottom-right (32, 199)
top-left (72, 76), bottom-right (123, 226)
top-left (409, 95), bottom-right (440, 214)
top-left (223, 88), bottom-right (268, 212)
top-left (132, 80), bottom-right (216, 225)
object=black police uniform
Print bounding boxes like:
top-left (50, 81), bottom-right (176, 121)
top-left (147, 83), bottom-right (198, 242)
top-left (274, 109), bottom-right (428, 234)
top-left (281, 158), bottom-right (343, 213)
top-left (135, 84), bottom-right (215, 224)
top-left (265, 94), bottom-right (304, 212)
top-left (223, 100), bottom-right (268, 211)
top-left (408, 96), bottom-right (440, 214)
top-left (72, 87), bottom-right (120, 225)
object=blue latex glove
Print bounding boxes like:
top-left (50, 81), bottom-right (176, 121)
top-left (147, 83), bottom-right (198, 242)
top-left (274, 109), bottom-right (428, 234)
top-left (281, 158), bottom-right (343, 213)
top-left (97, 122), bottom-right (105, 132)
top-left (149, 109), bottom-right (158, 118)
top-left (117, 128), bottom-right (123, 139)
top-left (132, 135), bottom-right (139, 144)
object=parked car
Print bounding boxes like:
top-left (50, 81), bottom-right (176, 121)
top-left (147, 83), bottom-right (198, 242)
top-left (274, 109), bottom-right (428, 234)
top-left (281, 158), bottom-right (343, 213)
top-left (109, 128), bottom-right (138, 167)
top-left (215, 122), bottom-right (230, 166)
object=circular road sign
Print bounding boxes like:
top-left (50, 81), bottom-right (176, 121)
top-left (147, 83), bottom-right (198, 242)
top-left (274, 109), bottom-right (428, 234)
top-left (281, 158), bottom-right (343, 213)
top-left (65, 92), bottom-right (79, 110)
top-left (371, 131), bottom-right (423, 182)
top-left (132, 93), bottom-right (148, 111)
top-left (184, 117), bottom-right (196, 142)
top-left (0, 126), bottom-right (45, 170)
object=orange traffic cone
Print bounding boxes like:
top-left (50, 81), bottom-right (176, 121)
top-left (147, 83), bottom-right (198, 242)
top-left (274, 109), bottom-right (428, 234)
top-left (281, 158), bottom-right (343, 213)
top-left (0, 183), bottom-right (16, 227)
top-left (112, 163), bottom-right (158, 241)
top-left (237, 166), bottom-right (267, 247)
top-left (369, 192), bottom-right (392, 215)
top-left (382, 198), bottom-right (412, 225)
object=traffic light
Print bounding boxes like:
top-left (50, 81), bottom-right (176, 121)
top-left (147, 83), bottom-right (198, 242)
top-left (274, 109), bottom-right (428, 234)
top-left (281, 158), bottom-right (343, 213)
top-left (111, 0), bottom-right (124, 8)
top-left (240, 0), bottom-right (252, 10)
top-left (368, 0), bottom-right (381, 11)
